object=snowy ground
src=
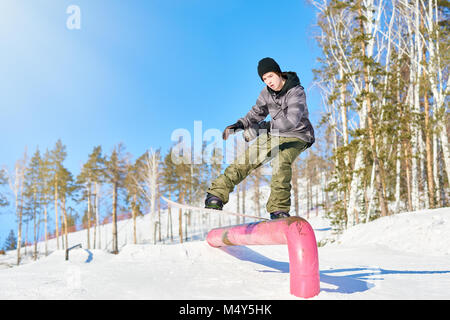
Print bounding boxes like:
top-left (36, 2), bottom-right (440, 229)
top-left (0, 206), bottom-right (449, 300)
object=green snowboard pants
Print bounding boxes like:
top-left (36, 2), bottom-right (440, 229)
top-left (207, 133), bottom-right (310, 214)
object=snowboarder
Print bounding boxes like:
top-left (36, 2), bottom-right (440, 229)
top-left (205, 57), bottom-right (315, 219)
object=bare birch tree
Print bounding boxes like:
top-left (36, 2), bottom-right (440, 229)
top-left (6, 150), bottom-right (27, 265)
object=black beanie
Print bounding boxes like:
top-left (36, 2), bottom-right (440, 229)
top-left (257, 57), bottom-right (282, 81)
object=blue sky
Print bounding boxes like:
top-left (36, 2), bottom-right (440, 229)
top-left (0, 0), bottom-right (322, 245)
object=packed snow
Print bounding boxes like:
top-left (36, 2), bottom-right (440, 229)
top-left (0, 203), bottom-right (449, 300)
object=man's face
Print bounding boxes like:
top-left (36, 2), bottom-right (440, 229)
top-left (262, 72), bottom-right (284, 91)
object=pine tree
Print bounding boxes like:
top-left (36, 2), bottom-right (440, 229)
top-left (161, 146), bottom-right (189, 243)
top-left (125, 152), bottom-right (147, 244)
top-left (58, 166), bottom-right (76, 251)
top-left (76, 146), bottom-right (105, 249)
top-left (354, 0), bottom-right (389, 217)
top-left (40, 149), bottom-right (53, 255)
top-left (23, 148), bottom-right (43, 260)
top-left (3, 230), bottom-right (17, 251)
top-left (161, 148), bottom-right (178, 241)
top-left (311, 0), bottom-right (449, 232)
top-left (104, 143), bottom-right (129, 254)
top-left (49, 139), bottom-right (67, 250)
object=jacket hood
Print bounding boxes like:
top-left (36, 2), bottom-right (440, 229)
top-left (268, 71), bottom-right (302, 97)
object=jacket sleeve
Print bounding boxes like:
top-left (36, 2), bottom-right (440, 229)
top-left (238, 90), bottom-right (269, 129)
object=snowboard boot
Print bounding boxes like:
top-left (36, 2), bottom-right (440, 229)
top-left (205, 193), bottom-right (224, 210)
top-left (270, 211), bottom-right (290, 220)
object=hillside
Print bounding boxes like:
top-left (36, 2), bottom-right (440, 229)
top-left (0, 206), bottom-right (449, 299)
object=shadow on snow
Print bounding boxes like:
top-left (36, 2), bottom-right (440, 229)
top-left (221, 246), bottom-right (450, 295)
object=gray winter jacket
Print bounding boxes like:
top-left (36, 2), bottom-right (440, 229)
top-left (238, 72), bottom-right (315, 145)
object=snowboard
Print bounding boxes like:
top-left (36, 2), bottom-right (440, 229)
top-left (161, 196), bottom-right (269, 221)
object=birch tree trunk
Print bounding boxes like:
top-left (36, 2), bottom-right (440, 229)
top-left (433, 134), bottom-right (441, 205)
top-left (168, 191), bottom-right (173, 241)
top-left (8, 161), bottom-right (26, 265)
top-left (54, 174), bottom-right (59, 250)
top-left (87, 184), bottom-right (91, 249)
top-left (112, 182), bottom-right (118, 254)
top-left (62, 196), bottom-right (68, 251)
top-left (403, 139), bottom-right (414, 212)
top-left (359, 1), bottom-right (389, 217)
top-left (44, 203), bottom-right (48, 256)
top-left (16, 168), bottom-right (23, 265)
top-left (366, 163), bottom-right (376, 223)
top-left (132, 193), bottom-right (137, 245)
top-left (158, 196), bottom-right (161, 242)
top-left (411, 0), bottom-right (423, 211)
top-left (179, 191), bottom-right (183, 244)
top-left (95, 183), bottom-right (101, 249)
top-left (422, 34), bottom-right (435, 208)
top-left (150, 154), bottom-right (157, 244)
top-left (422, 0), bottom-right (450, 187)
top-left (167, 204), bottom-right (171, 241)
top-left (18, 173), bottom-right (25, 264)
top-left (394, 143), bottom-right (402, 213)
top-left (408, 41), bottom-right (420, 211)
top-left (347, 103), bottom-right (367, 227)
top-left (33, 191), bottom-right (37, 261)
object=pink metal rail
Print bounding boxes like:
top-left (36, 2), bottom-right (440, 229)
top-left (206, 216), bottom-right (320, 298)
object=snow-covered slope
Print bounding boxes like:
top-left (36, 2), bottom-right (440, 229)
top-left (333, 207), bottom-right (450, 256)
top-left (0, 206), bottom-right (449, 299)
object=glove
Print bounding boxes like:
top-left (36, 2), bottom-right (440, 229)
top-left (222, 121), bottom-right (244, 140)
top-left (243, 121), bottom-right (270, 142)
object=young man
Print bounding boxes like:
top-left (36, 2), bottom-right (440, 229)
top-left (205, 57), bottom-right (315, 219)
